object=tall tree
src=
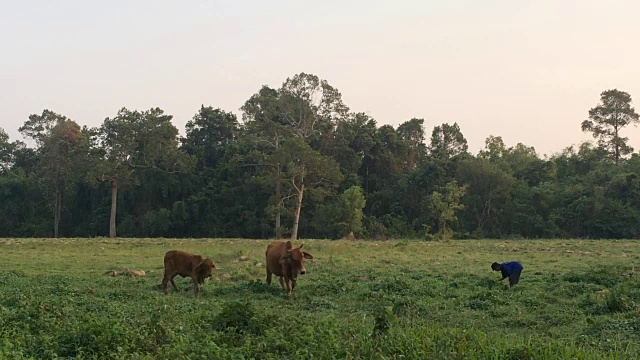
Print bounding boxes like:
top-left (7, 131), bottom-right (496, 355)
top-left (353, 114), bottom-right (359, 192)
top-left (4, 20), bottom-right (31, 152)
top-left (242, 86), bottom-right (289, 237)
top-left (19, 111), bottom-right (84, 237)
top-left (183, 106), bottom-right (239, 169)
top-left (0, 128), bottom-right (18, 173)
top-left (428, 180), bottom-right (467, 241)
top-left (279, 73), bottom-right (348, 240)
top-left (322, 113), bottom-right (377, 189)
top-left (278, 73), bottom-right (349, 140)
top-left (340, 185), bottom-right (366, 237)
top-left (582, 89), bottom-right (639, 164)
top-left (18, 109), bottom-right (61, 146)
top-left (478, 135), bottom-right (507, 162)
top-left (279, 137), bottom-right (342, 240)
top-left (40, 119), bottom-right (84, 237)
top-left (244, 73), bottom-right (349, 240)
top-left (397, 118), bottom-right (426, 168)
top-left (429, 122), bottom-right (468, 161)
top-left (90, 108), bottom-right (194, 237)
top-left (456, 158), bottom-right (514, 237)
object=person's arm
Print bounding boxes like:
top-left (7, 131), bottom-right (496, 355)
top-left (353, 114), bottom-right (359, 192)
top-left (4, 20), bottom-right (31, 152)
top-left (498, 266), bottom-right (508, 281)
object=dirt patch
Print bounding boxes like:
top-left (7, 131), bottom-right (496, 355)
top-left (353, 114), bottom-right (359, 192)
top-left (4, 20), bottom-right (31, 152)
top-left (105, 269), bottom-right (146, 277)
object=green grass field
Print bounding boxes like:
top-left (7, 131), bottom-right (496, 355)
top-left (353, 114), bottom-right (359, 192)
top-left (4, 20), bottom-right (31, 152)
top-left (1, 238), bottom-right (639, 359)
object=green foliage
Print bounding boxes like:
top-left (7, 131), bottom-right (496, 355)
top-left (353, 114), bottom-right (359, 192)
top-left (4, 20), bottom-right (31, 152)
top-left (602, 287), bottom-right (634, 313)
top-left (372, 306), bottom-right (398, 336)
top-left (1, 83), bottom-right (640, 240)
top-left (0, 128), bottom-right (20, 173)
top-left (340, 185), bottom-right (366, 236)
top-left (429, 122), bottom-right (468, 161)
top-left (428, 180), bottom-right (467, 240)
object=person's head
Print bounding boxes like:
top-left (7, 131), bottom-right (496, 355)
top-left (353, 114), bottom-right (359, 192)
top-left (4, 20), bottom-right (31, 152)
top-left (491, 262), bottom-right (501, 271)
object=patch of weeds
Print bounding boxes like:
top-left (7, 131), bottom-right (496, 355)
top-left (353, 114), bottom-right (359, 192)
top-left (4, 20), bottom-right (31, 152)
top-left (372, 306), bottom-right (397, 337)
top-left (521, 297), bottom-right (543, 310)
top-left (503, 318), bottom-right (537, 329)
top-left (581, 286), bottom-right (636, 315)
top-left (602, 288), bottom-right (634, 313)
top-left (581, 316), bottom-right (640, 344)
top-left (107, 289), bottom-right (131, 301)
top-left (312, 277), bottom-right (350, 295)
top-left (409, 272), bottom-right (426, 281)
top-left (563, 266), bottom-right (621, 288)
top-left (390, 296), bottom-right (416, 316)
top-left (478, 276), bottom-right (501, 290)
top-left (211, 301), bottom-right (275, 344)
top-left (467, 291), bottom-right (505, 310)
top-left (0, 271), bottom-right (26, 282)
top-left (369, 277), bottom-right (410, 295)
top-left (304, 297), bottom-right (338, 311)
top-left (504, 345), bottom-right (534, 360)
top-left (54, 315), bottom-right (135, 358)
top-left (550, 282), bottom-right (594, 297)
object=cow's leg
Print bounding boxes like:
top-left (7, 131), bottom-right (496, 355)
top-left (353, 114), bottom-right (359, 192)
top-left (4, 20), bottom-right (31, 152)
top-left (266, 269), bottom-right (272, 285)
top-left (278, 276), bottom-right (285, 291)
top-left (291, 279), bottom-right (297, 292)
top-left (170, 274), bottom-right (179, 292)
top-left (192, 276), bottom-right (201, 297)
top-left (283, 276), bottom-right (292, 296)
top-left (162, 272), bottom-right (171, 295)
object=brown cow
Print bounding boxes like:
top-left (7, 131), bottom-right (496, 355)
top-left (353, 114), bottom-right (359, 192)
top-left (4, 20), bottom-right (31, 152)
top-left (265, 240), bottom-right (314, 296)
top-left (162, 250), bottom-right (215, 297)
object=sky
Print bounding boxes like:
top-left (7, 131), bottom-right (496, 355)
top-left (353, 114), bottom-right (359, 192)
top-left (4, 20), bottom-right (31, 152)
top-left (1, 0), bottom-right (639, 157)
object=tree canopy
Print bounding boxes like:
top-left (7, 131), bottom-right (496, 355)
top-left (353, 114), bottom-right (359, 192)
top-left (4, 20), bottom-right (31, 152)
top-left (1, 77), bottom-right (639, 240)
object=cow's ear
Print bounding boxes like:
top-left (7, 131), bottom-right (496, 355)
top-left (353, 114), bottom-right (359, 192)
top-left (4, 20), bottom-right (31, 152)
top-left (193, 255), bottom-right (204, 268)
top-left (285, 241), bottom-right (293, 250)
top-left (302, 252), bottom-right (313, 260)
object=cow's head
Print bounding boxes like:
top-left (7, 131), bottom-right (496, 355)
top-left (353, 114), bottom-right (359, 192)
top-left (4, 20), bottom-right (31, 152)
top-left (281, 241), bottom-right (313, 281)
top-left (196, 258), bottom-right (215, 285)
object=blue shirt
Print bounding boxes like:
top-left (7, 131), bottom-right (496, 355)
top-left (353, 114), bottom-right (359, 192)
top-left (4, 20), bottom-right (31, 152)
top-left (501, 261), bottom-right (523, 277)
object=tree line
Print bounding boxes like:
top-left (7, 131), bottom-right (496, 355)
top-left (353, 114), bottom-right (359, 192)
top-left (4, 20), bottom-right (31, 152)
top-left (1, 73), bottom-right (639, 240)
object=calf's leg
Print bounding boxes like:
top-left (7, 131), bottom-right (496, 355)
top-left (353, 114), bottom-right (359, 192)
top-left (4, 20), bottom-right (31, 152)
top-left (192, 276), bottom-right (201, 297)
top-left (266, 269), bottom-right (272, 285)
top-left (162, 271), bottom-right (174, 295)
top-left (170, 275), bottom-right (180, 292)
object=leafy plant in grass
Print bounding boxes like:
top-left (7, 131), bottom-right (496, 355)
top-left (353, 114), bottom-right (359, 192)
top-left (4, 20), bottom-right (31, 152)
top-left (211, 301), bottom-right (275, 346)
top-left (372, 306), bottom-right (398, 337)
top-left (602, 287), bottom-right (634, 313)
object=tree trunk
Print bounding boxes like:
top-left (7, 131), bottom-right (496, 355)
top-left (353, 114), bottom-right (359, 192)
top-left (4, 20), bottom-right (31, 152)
top-left (291, 165), bottom-right (305, 241)
top-left (274, 136), bottom-right (282, 238)
top-left (109, 178), bottom-right (118, 238)
top-left (275, 168), bottom-right (282, 238)
top-left (614, 122), bottom-right (620, 165)
top-left (54, 187), bottom-right (61, 238)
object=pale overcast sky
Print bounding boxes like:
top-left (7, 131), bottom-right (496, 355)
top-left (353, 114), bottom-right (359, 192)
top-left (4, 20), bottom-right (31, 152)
top-left (1, 0), bottom-right (639, 157)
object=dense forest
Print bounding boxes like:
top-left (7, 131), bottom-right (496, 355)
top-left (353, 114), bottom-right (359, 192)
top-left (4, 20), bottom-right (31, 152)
top-left (1, 73), bottom-right (639, 240)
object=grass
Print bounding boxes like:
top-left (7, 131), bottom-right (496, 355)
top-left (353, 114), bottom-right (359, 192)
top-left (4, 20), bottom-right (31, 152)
top-left (1, 238), bottom-right (640, 359)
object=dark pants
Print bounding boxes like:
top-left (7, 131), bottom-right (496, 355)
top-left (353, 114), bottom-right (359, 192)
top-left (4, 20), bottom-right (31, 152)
top-left (509, 271), bottom-right (522, 287)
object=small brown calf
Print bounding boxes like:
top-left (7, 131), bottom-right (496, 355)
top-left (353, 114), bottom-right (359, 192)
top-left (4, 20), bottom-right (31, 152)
top-left (162, 250), bottom-right (215, 297)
